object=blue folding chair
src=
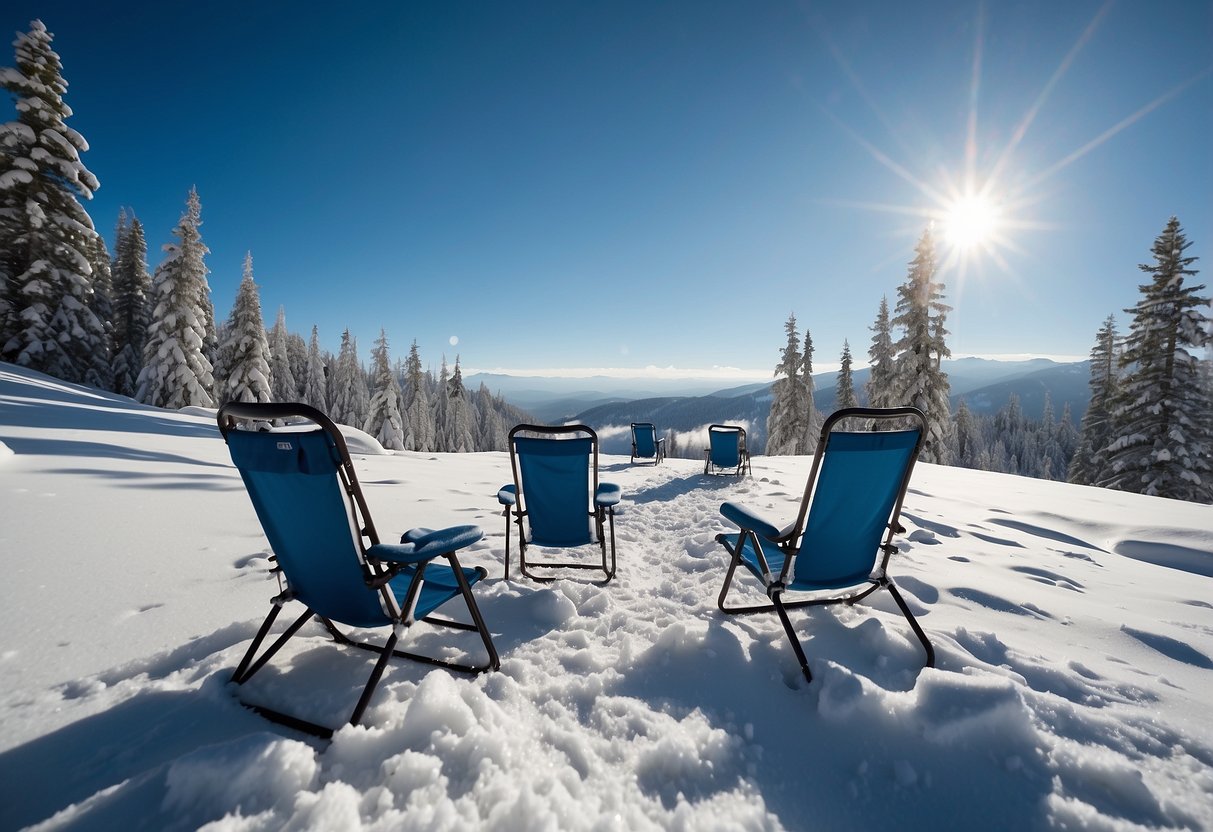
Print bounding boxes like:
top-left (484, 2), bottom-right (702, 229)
top-left (630, 422), bottom-right (666, 465)
top-left (497, 424), bottom-right (621, 583)
top-left (218, 402), bottom-right (499, 738)
top-left (715, 407), bottom-right (934, 682)
top-left (705, 423), bottom-right (751, 476)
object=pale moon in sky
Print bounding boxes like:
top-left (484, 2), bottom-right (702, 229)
top-left (449, 336), bottom-right (459, 346)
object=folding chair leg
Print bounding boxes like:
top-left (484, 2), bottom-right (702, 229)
top-left (602, 508), bottom-right (617, 580)
top-left (502, 505), bottom-right (512, 580)
top-left (451, 560), bottom-right (501, 671)
top-left (716, 546), bottom-right (744, 611)
top-left (233, 606), bottom-right (315, 684)
top-left (772, 592), bottom-right (813, 683)
top-left (232, 602), bottom-right (282, 684)
top-left (715, 535), bottom-right (785, 615)
top-left (886, 581), bottom-right (935, 668)
top-left (350, 630), bottom-right (400, 727)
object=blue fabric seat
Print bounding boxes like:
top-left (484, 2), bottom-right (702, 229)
top-left (497, 424), bottom-right (621, 582)
top-left (705, 423), bottom-right (751, 476)
top-left (219, 402), bottom-right (498, 738)
top-left (630, 422), bottom-right (666, 465)
top-left (715, 407), bottom-right (934, 682)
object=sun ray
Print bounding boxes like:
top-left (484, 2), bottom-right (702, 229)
top-left (987, 0), bottom-right (1114, 189)
top-left (964, 1), bottom-right (986, 191)
top-left (817, 106), bottom-right (953, 206)
top-left (1020, 66), bottom-right (1213, 194)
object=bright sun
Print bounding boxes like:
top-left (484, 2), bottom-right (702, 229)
top-left (942, 193), bottom-right (1001, 250)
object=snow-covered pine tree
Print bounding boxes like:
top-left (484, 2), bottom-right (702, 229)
top-left (443, 356), bottom-right (477, 453)
top-left (1055, 403), bottom-right (1080, 478)
top-left (364, 329), bottom-right (404, 450)
top-left (836, 340), bottom-right (858, 411)
top-left (402, 339), bottom-right (434, 452)
top-left (953, 398), bottom-right (980, 467)
top-left (766, 313), bottom-right (805, 455)
top-left (83, 231), bottom-right (114, 389)
top-left (267, 306), bottom-right (296, 402)
top-left (475, 382), bottom-right (507, 451)
top-left (217, 252), bottom-right (272, 406)
top-left (286, 331), bottom-right (307, 399)
top-left (110, 211), bottom-right (151, 397)
top-left (799, 328), bottom-right (820, 452)
top-left (198, 282), bottom-right (218, 380)
top-left (432, 357), bottom-right (452, 451)
top-left (136, 188), bottom-right (214, 409)
top-left (0, 20), bottom-right (109, 385)
top-left (302, 325), bottom-right (328, 412)
top-left (891, 226), bottom-right (953, 462)
top-left (1100, 217), bottom-right (1212, 503)
top-left (1069, 315), bottom-right (1120, 485)
top-left (866, 296), bottom-right (896, 409)
top-left (328, 329), bottom-right (367, 427)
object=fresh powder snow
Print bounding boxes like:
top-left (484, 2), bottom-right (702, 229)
top-left (1, 362), bottom-right (1211, 830)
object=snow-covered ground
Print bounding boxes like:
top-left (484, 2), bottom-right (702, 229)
top-left (1, 362), bottom-right (1211, 831)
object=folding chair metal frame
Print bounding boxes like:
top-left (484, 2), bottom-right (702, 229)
top-left (715, 407), bottom-right (934, 682)
top-left (630, 422), bottom-right (666, 465)
top-left (498, 423), bottom-right (620, 584)
top-left (704, 423), bottom-right (752, 476)
top-left (218, 401), bottom-right (499, 739)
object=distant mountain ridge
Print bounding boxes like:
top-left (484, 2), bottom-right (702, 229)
top-left (561, 357), bottom-right (1092, 455)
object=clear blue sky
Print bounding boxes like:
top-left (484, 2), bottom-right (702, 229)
top-left (4, 1), bottom-right (1211, 380)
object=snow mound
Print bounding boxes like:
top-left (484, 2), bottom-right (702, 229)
top-left (337, 424), bottom-right (388, 455)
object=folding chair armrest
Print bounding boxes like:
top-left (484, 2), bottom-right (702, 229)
top-left (595, 482), bottom-right (622, 507)
top-left (719, 501), bottom-right (781, 541)
top-left (367, 525), bottom-right (484, 565)
top-left (496, 484), bottom-right (517, 507)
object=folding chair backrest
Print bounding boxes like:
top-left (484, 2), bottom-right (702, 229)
top-left (709, 425), bottom-right (743, 468)
top-left (224, 423), bottom-right (390, 629)
top-left (633, 423), bottom-right (658, 457)
top-left (793, 426), bottom-right (921, 589)
top-left (512, 429), bottom-right (595, 547)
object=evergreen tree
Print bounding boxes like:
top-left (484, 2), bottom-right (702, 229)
top-left (1069, 316), bottom-right (1120, 485)
top-left (286, 331), bottom-right (308, 399)
top-left (302, 325), bottom-right (328, 412)
top-left (475, 382), bottom-right (507, 451)
top-left (328, 329), bottom-right (367, 427)
top-left (198, 283), bottom-right (218, 377)
top-left (217, 252), bottom-right (272, 406)
top-left (766, 313), bottom-right (805, 455)
top-left (83, 231), bottom-right (114, 389)
top-left (268, 306), bottom-right (296, 402)
top-left (953, 398), bottom-right (980, 467)
top-left (1052, 402), bottom-right (1080, 482)
top-left (433, 356), bottom-right (452, 451)
top-left (136, 188), bottom-right (214, 409)
top-left (0, 20), bottom-right (109, 384)
top-left (892, 227), bottom-right (953, 462)
top-left (1101, 218), bottom-right (1212, 502)
top-left (350, 336), bottom-right (370, 423)
top-left (800, 328), bottom-right (820, 452)
top-left (442, 356), bottom-right (477, 453)
top-left (364, 329), bottom-right (404, 450)
top-left (835, 340), bottom-right (858, 411)
top-left (866, 296), bottom-right (896, 409)
top-left (402, 339), bottom-right (434, 452)
top-left (110, 212), bottom-right (151, 397)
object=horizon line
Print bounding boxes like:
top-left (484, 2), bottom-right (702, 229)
top-left (465, 353), bottom-right (1087, 381)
